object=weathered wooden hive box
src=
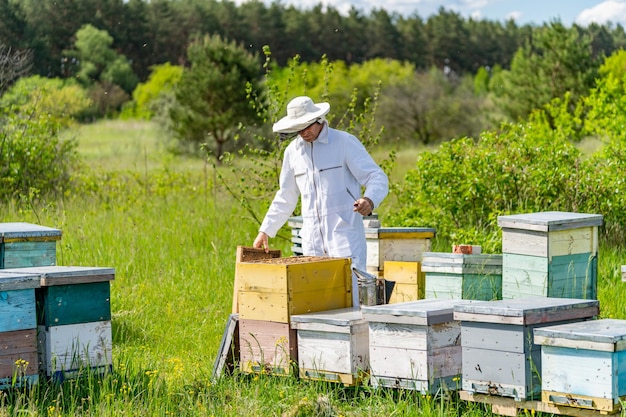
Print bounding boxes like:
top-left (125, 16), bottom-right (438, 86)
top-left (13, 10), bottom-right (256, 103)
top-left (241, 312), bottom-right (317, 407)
top-left (290, 307), bottom-right (368, 386)
top-left (0, 270), bottom-right (41, 388)
top-left (3, 265), bottom-right (115, 380)
top-left (383, 260), bottom-right (425, 303)
top-left (236, 256), bottom-right (352, 375)
top-left (535, 318), bottom-right (626, 413)
top-left (362, 299), bottom-right (472, 394)
top-left (454, 297), bottom-right (599, 401)
top-left (0, 222), bottom-right (62, 269)
top-left (365, 227), bottom-right (436, 278)
top-left (497, 211), bottom-right (603, 300)
top-left (422, 252), bottom-right (502, 301)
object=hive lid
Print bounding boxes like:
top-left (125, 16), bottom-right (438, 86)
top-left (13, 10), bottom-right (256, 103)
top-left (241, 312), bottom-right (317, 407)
top-left (1, 265), bottom-right (115, 286)
top-left (0, 271), bottom-right (41, 290)
top-left (290, 307), bottom-right (364, 326)
top-left (453, 297), bottom-right (599, 325)
top-left (534, 319), bottom-right (626, 352)
top-left (422, 252), bottom-right (502, 266)
top-left (497, 211), bottom-right (603, 232)
top-left (0, 222), bottom-right (62, 241)
top-left (362, 299), bottom-right (475, 325)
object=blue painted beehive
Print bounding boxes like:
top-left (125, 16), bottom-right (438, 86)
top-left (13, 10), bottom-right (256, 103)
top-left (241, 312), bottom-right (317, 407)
top-left (535, 318), bottom-right (626, 413)
top-left (497, 212), bottom-right (603, 300)
top-left (0, 222), bottom-right (61, 269)
top-left (3, 265), bottom-right (114, 380)
top-left (0, 270), bottom-right (41, 389)
top-left (454, 297), bottom-right (599, 401)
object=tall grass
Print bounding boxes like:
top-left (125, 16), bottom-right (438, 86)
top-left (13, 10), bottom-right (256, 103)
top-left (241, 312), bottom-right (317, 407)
top-left (0, 120), bottom-right (624, 416)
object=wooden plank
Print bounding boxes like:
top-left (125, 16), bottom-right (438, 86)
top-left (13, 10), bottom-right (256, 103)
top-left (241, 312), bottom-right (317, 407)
top-left (362, 299), bottom-right (471, 326)
top-left (0, 222), bottom-right (62, 241)
top-left (534, 319), bottom-right (626, 352)
top-left (0, 329), bottom-right (38, 379)
top-left (2, 266), bottom-right (114, 286)
top-left (232, 246), bottom-right (281, 314)
top-left (0, 288), bottom-right (37, 332)
top-left (0, 271), bottom-right (41, 291)
top-left (238, 285), bottom-right (351, 323)
top-left (453, 298), bottom-right (599, 325)
top-left (37, 281), bottom-right (111, 327)
top-left (236, 257), bottom-right (351, 294)
top-left (388, 283), bottom-right (420, 304)
top-left (211, 313), bottom-right (239, 380)
top-left (38, 321), bottom-right (112, 376)
top-left (370, 345), bottom-right (461, 381)
top-left (460, 390), bottom-right (622, 416)
top-left (497, 212), bottom-right (603, 232)
top-left (383, 261), bottom-right (423, 285)
top-left (239, 319), bottom-right (297, 375)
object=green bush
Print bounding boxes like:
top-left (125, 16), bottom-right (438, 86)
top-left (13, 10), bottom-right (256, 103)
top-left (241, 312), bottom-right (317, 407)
top-left (0, 76), bottom-right (84, 201)
top-left (387, 115), bottom-right (582, 252)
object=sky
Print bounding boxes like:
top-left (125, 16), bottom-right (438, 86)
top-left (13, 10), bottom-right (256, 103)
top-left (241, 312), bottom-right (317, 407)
top-left (233, 0), bottom-right (626, 26)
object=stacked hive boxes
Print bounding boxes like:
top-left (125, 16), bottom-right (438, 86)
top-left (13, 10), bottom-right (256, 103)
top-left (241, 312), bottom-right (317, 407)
top-left (290, 307), bottom-right (368, 386)
top-left (422, 252), bottom-right (502, 301)
top-left (0, 222), bottom-right (61, 268)
top-left (362, 299), bottom-right (472, 393)
top-left (366, 227), bottom-right (436, 304)
top-left (0, 270), bottom-right (41, 388)
top-left (236, 256), bottom-right (353, 375)
top-left (0, 222), bottom-right (115, 383)
top-left (497, 211), bottom-right (603, 299)
top-left (535, 318), bottom-right (626, 413)
top-left (14, 266), bottom-right (114, 380)
top-left (454, 297), bottom-right (599, 401)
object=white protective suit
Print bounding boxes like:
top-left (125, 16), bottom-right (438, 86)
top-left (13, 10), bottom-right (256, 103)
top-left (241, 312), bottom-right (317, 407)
top-left (259, 122), bottom-right (389, 304)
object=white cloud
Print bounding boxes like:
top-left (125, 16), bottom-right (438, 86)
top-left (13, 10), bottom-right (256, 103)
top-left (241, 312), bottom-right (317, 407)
top-left (576, 0), bottom-right (626, 26)
top-left (506, 11), bottom-right (523, 22)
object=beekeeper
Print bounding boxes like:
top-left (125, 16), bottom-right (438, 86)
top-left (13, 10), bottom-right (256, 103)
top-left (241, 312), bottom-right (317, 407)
top-left (253, 96), bottom-right (389, 305)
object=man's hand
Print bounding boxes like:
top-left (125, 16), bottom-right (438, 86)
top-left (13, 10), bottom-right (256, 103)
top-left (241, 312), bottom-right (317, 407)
top-left (353, 197), bottom-right (374, 216)
top-left (253, 232), bottom-right (269, 252)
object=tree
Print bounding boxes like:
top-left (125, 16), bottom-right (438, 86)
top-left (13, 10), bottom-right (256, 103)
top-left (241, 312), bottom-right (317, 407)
top-left (169, 34), bottom-right (264, 161)
top-left (495, 21), bottom-right (599, 122)
top-left (0, 43), bottom-right (32, 95)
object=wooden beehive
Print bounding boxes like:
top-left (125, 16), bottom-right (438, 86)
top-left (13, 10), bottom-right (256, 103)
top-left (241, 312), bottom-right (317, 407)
top-left (0, 270), bottom-right (41, 389)
top-left (236, 256), bottom-right (352, 323)
top-left (366, 227), bottom-right (435, 277)
top-left (239, 318), bottom-right (297, 375)
top-left (362, 299), bottom-right (472, 394)
top-left (497, 211), bottom-right (603, 300)
top-left (535, 318), bottom-right (626, 413)
top-left (384, 261), bottom-right (425, 303)
top-left (454, 297), bottom-right (599, 401)
top-left (0, 222), bottom-right (61, 269)
top-left (422, 252), bottom-right (502, 301)
top-left (3, 265), bottom-right (115, 379)
top-left (290, 307), bottom-right (368, 386)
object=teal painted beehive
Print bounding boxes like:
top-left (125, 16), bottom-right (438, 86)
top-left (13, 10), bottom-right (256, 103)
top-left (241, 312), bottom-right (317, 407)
top-left (2, 265), bottom-right (114, 380)
top-left (422, 252), bottom-right (502, 301)
top-left (0, 270), bottom-right (42, 389)
top-left (0, 222), bottom-right (62, 269)
top-left (535, 319), bottom-right (626, 413)
top-left (454, 297), bottom-right (599, 401)
top-left (497, 211), bottom-right (602, 300)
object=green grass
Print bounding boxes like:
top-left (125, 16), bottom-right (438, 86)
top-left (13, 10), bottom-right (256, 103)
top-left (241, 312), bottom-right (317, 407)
top-left (0, 119), bottom-right (624, 416)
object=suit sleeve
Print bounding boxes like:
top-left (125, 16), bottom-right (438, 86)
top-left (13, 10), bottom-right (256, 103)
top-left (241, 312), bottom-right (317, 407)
top-left (345, 136), bottom-right (389, 209)
top-left (258, 147), bottom-right (300, 238)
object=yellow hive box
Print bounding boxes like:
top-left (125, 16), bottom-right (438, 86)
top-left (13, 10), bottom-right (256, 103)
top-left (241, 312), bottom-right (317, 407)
top-left (384, 261), bottom-right (425, 303)
top-left (236, 256), bottom-right (353, 323)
